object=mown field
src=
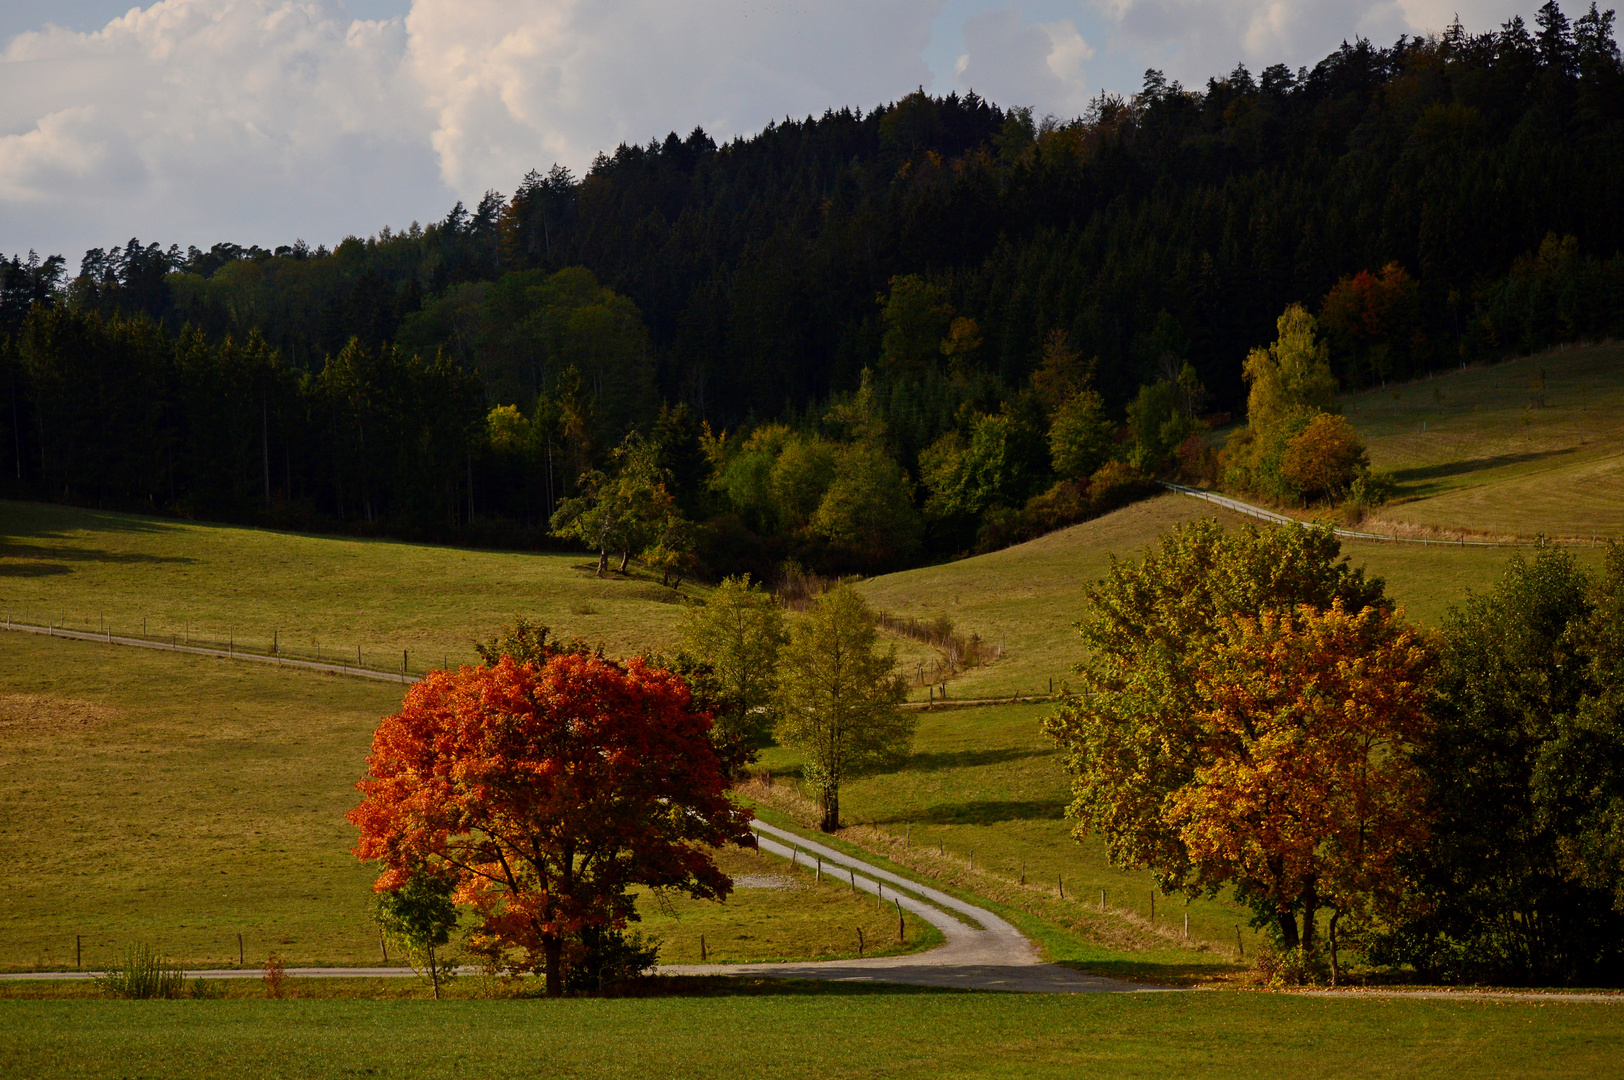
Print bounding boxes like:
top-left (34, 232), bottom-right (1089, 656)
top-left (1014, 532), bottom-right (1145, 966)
top-left (0, 500), bottom-right (702, 672)
top-left (1348, 342), bottom-right (1624, 539)
top-left (0, 632), bottom-right (931, 972)
top-left (0, 990), bottom-right (1618, 1079)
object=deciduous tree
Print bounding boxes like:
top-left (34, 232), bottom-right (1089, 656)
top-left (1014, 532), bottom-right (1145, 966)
top-left (1170, 601), bottom-right (1436, 979)
top-left (1044, 519), bottom-right (1388, 942)
top-left (682, 574), bottom-right (788, 769)
top-left (348, 653), bottom-right (754, 996)
top-left (777, 585), bottom-right (913, 831)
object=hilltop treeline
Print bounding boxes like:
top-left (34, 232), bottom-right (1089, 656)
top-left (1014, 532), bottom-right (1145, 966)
top-left (1, 3), bottom-right (1621, 565)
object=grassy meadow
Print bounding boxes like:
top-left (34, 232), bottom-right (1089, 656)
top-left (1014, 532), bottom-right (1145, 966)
top-left (1346, 342), bottom-right (1624, 539)
top-left (0, 500), bottom-right (701, 672)
top-left (0, 991), bottom-right (1618, 1079)
top-left (0, 632), bottom-right (931, 972)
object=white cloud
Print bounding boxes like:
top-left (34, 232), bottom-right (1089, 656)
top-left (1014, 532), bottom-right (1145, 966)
top-left (0, 0), bottom-right (439, 254)
top-left (403, 0), bottom-right (942, 197)
top-left (952, 6), bottom-right (1095, 114)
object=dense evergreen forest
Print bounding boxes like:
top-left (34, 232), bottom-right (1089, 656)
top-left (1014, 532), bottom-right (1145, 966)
top-left (2, 2), bottom-right (1621, 573)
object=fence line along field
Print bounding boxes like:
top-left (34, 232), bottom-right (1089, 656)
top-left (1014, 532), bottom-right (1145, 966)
top-left (0, 500), bottom-right (705, 671)
top-left (751, 701), bottom-right (1265, 981)
top-left (0, 632), bottom-right (932, 972)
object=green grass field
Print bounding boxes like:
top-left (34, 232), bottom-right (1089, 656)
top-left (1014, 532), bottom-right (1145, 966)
top-left (0, 991), bottom-right (1618, 1079)
top-left (0, 500), bottom-right (702, 671)
top-left (0, 632), bottom-right (931, 972)
top-left (1346, 342), bottom-right (1624, 539)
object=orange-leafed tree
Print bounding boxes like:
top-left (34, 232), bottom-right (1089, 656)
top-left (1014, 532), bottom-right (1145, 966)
top-left (1279, 413), bottom-right (1369, 503)
top-left (1170, 601), bottom-right (1437, 980)
top-left (348, 652), bottom-right (755, 996)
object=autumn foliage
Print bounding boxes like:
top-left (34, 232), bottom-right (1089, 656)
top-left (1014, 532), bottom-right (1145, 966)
top-left (348, 652), bottom-right (754, 995)
top-left (1171, 602), bottom-right (1436, 976)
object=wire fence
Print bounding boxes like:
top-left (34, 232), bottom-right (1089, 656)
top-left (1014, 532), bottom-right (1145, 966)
top-left (1, 610), bottom-right (437, 685)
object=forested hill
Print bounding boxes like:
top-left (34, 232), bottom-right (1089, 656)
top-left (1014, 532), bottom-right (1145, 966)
top-left (2, 3), bottom-right (1622, 565)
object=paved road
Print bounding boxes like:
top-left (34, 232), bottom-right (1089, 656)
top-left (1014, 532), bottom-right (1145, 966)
top-left (1162, 482), bottom-right (1529, 547)
top-left (660, 820), bottom-right (1145, 994)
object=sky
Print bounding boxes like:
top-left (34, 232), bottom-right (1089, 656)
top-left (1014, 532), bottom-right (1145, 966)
top-left (1, 0), bottom-right (1529, 263)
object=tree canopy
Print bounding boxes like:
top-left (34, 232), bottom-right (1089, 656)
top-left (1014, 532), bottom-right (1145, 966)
top-left (348, 653), bottom-right (754, 995)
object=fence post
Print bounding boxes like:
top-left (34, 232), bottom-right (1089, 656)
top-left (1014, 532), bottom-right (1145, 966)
top-left (1236, 925), bottom-right (1244, 958)
top-left (1099, 889), bottom-right (1104, 912)
top-left (1058, 874), bottom-right (1064, 899)
top-left (897, 899), bottom-right (904, 943)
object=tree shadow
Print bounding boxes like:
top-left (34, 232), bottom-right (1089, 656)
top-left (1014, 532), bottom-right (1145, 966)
top-left (0, 541), bottom-right (193, 570)
top-left (900, 799), bottom-right (1070, 825)
top-left (1, 502), bottom-right (184, 537)
top-left (603, 975), bottom-right (971, 998)
top-left (1060, 959), bottom-right (1243, 987)
top-left (904, 747), bottom-right (1054, 772)
top-left (1392, 446), bottom-right (1579, 485)
top-left (0, 562), bottom-right (72, 578)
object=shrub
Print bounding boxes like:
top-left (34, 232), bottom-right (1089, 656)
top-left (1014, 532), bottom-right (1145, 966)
top-left (96, 944), bottom-right (186, 1000)
top-left (1086, 460), bottom-right (1156, 511)
top-left (262, 953), bottom-right (287, 998)
top-left (563, 925), bottom-right (661, 993)
top-left (1280, 414), bottom-right (1369, 503)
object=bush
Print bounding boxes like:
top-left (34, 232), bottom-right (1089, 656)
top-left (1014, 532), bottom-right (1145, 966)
top-left (564, 925), bottom-right (661, 993)
top-left (1280, 414), bottom-right (1369, 503)
top-left (1086, 460), bottom-right (1156, 511)
top-left (96, 944), bottom-right (186, 999)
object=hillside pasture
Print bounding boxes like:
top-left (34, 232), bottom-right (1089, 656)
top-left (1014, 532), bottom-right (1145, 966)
top-left (753, 701), bottom-right (1267, 975)
top-left (857, 494), bottom-right (1543, 700)
top-left (1347, 342), bottom-right (1624, 539)
top-left (0, 500), bottom-right (700, 671)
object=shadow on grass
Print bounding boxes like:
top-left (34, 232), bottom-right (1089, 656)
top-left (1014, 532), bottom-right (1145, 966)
top-left (1061, 960), bottom-right (1244, 988)
top-left (0, 501), bottom-right (185, 537)
top-left (904, 747), bottom-right (1054, 772)
top-left (0, 541), bottom-right (194, 573)
top-left (1392, 447), bottom-right (1579, 486)
top-left (890, 799), bottom-right (1069, 825)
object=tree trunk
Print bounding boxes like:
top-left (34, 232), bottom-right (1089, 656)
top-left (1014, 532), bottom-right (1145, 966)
top-left (596, 548), bottom-right (608, 577)
top-left (544, 934), bottom-right (563, 997)
top-left (1328, 910), bottom-right (1341, 988)
top-left (429, 942), bottom-right (440, 1000)
top-left (820, 786), bottom-right (839, 833)
top-left (1278, 908), bottom-right (1300, 953)
top-left (618, 549), bottom-right (630, 573)
top-left (1301, 877), bottom-right (1319, 956)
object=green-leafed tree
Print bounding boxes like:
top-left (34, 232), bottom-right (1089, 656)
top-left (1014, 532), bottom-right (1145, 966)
top-left (777, 585), bottom-right (913, 831)
top-left (1044, 519), bottom-right (1388, 944)
top-left (1048, 390), bottom-right (1116, 482)
top-left (1378, 546), bottom-right (1624, 985)
top-left (681, 574), bottom-right (788, 771)
top-left (810, 441), bottom-right (923, 566)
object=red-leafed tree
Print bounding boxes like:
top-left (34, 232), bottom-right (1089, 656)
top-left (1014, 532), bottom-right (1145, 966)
top-left (348, 652), bottom-right (755, 995)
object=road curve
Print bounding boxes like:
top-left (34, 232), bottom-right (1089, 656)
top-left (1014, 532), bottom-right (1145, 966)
top-left (658, 820), bottom-right (1146, 993)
